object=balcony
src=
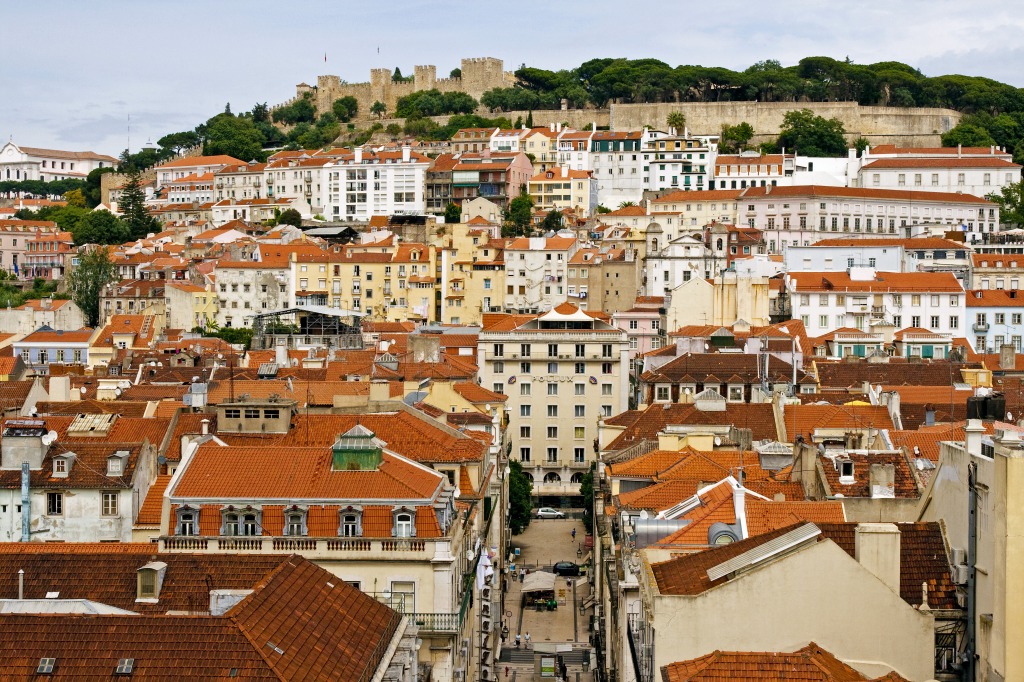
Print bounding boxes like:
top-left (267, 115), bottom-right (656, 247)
top-left (973, 322), bottom-right (990, 332)
top-left (407, 612), bottom-right (461, 633)
top-left (159, 536), bottom-right (434, 561)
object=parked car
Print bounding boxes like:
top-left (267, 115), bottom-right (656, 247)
top-left (536, 507), bottom-right (565, 519)
top-left (552, 561), bottom-right (580, 577)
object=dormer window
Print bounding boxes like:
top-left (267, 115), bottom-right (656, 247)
top-left (52, 457), bottom-right (69, 478)
top-left (839, 459), bottom-right (855, 484)
top-left (136, 561), bottom-right (167, 601)
top-left (283, 505), bottom-right (308, 536)
top-left (221, 505), bottom-right (261, 536)
top-left (393, 507), bottom-right (416, 538)
top-left (175, 506), bottom-right (200, 536)
top-left (107, 454), bottom-right (124, 476)
top-left (339, 505), bottom-right (363, 537)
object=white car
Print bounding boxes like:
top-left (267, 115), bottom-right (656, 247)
top-left (536, 507), bottom-right (565, 519)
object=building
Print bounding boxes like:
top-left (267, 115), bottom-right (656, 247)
top-left (22, 229), bottom-right (74, 280)
top-left (521, 127), bottom-right (559, 172)
top-left (589, 130), bottom-right (646, 207)
top-left (164, 281), bottom-right (217, 330)
top-left (786, 268), bottom-right (965, 339)
top-left (213, 160), bottom-right (267, 202)
top-left (971, 252), bottom-right (1024, 290)
top-left (477, 303), bottom-right (629, 499)
top-left (0, 141), bottom-right (117, 182)
top-left (0, 298), bottom-right (84, 337)
top-left (451, 152), bottom-right (533, 209)
top-left (643, 131), bottom-right (715, 193)
top-left (12, 327), bottom-right (95, 374)
top-left (425, 153), bottom-right (458, 214)
top-left (99, 279), bottom-right (167, 325)
top-left (0, 220), bottom-right (62, 277)
top-left (324, 147), bottom-right (429, 221)
top-left (739, 185), bottom-right (999, 251)
top-left (566, 246), bottom-right (641, 314)
top-left (965, 288), bottom-right (1024, 352)
top-left (502, 235), bottom-right (579, 313)
top-left (855, 144), bottom-right (1021, 198)
top-left (648, 189), bottom-right (743, 235)
top-left (264, 155), bottom-right (331, 215)
top-left (712, 150), bottom-right (795, 190)
top-left (785, 237), bottom-right (973, 280)
top-left (163, 173), bottom-right (215, 205)
top-left (528, 167), bottom-right (598, 217)
top-left (153, 155), bottom-right (245, 189)
top-left (213, 259), bottom-right (292, 328)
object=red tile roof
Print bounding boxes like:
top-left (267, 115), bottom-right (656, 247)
top-left (741, 184), bottom-right (993, 205)
top-left (661, 642), bottom-right (906, 681)
top-left (862, 157), bottom-right (1019, 169)
top-left (788, 270), bottom-right (964, 293)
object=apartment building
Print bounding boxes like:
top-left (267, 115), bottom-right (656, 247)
top-left (450, 127), bottom-right (497, 154)
top-left (99, 279), bottom-right (167, 325)
top-left (965, 288), bottom-right (1024, 353)
top-left (212, 260), bottom-right (291, 328)
top-left (451, 151), bottom-right (533, 208)
top-left (264, 156), bottom-right (331, 215)
top-left (528, 167), bottom-right (598, 217)
top-left (972, 252), bottom-right (1024, 290)
top-left (521, 127), bottom-right (559, 171)
top-left (164, 281), bottom-right (217, 330)
top-left (22, 229), bottom-right (74, 280)
top-left (324, 147), bottom-right (429, 221)
top-left (213, 161), bottom-right (267, 202)
top-left (164, 172), bottom-right (215, 205)
top-left (478, 304), bottom-right (629, 499)
top-left (557, 130), bottom-right (594, 172)
top-left (589, 130), bottom-right (646, 207)
top-left (739, 185), bottom-right (999, 252)
top-left (648, 189), bottom-right (742, 236)
top-left (153, 154), bottom-right (244, 188)
top-left (643, 131), bottom-right (715, 193)
top-left (502, 235), bottom-right (579, 313)
top-left (440, 220), bottom-right (505, 325)
top-left (0, 140), bottom-right (117, 182)
top-left (566, 246), bottom-right (641, 314)
top-left (853, 144), bottom-right (1021, 198)
top-left (787, 268), bottom-right (966, 341)
top-left (0, 220), bottom-right (61, 277)
top-left (712, 151), bottom-right (795, 190)
top-left (425, 153), bottom-right (458, 214)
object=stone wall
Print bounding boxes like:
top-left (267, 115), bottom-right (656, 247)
top-left (609, 101), bottom-right (961, 147)
top-left (303, 57), bottom-right (517, 121)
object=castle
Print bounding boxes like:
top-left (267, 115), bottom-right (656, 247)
top-left (284, 57), bottom-right (517, 120)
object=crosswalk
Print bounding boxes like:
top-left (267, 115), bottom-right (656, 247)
top-left (499, 648), bottom-right (590, 664)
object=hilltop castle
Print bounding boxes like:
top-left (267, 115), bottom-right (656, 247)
top-left (282, 57), bottom-right (517, 120)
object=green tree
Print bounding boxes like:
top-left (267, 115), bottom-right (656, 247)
top-left (278, 208), bottom-right (302, 227)
top-left (579, 463), bottom-right (595, 534)
top-left (525, 111), bottom-right (534, 128)
top-left (541, 209), bottom-right (563, 232)
top-left (157, 131), bottom-right (201, 154)
top-left (854, 136), bottom-right (870, 155)
top-left (508, 459), bottom-right (533, 535)
top-left (251, 102), bottom-right (270, 124)
top-left (595, 205), bottom-right (611, 214)
top-left (666, 111), bottom-right (686, 131)
top-left (618, 201), bottom-right (636, 209)
top-left (203, 114), bottom-right (266, 161)
top-left (450, 67), bottom-right (462, 79)
top-left (69, 248), bottom-right (117, 327)
top-left (332, 96), bottom-right (359, 122)
top-left (776, 108), bottom-right (848, 156)
top-left (719, 122), bottom-right (755, 153)
top-left (371, 101), bottom-right (387, 119)
top-left (941, 123), bottom-right (997, 148)
top-left (74, 210), bottom-right (131, 245)
top-left (385, 123), bottom-right (402, 137)
top-left (119, 168), bottom-right (161, 239)
top-left (64, 188), bottom-right (86, 208)
top-left (83, 167), bottom-right (116, 208)
top-left (444, 202), bottom-right (461, 224)
top-left (505, 189), bottom-right (533, 237)
top-left (990, 179), bottom-right (1024, 227)
top-left (393, 67), bottom-right (405, 82)
top-left (271, 93), bottom-right (316, 125)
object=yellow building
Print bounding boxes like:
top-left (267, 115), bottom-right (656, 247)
top-left (165, 281), bottom-right (217, 330)
top-left (529, 167), bottom-right (598, 217)
top-left (439, 218), bottom-right (505, 325)
top-left (521, 127), bottom-right (559, 171)
top-left (292, 242), bottom-right (440, 323)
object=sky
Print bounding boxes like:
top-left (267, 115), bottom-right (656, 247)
top-left (3, 0), bottom-right (1024, 157)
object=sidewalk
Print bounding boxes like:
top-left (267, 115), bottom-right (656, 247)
top-left (498, 517), bottom-right (596, 682)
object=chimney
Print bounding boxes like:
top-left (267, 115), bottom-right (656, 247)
top-left (732, 483), bottom-right (746, 535)
top-left (275, 344), bottom-right (288, 366)
top-left (355, 147), bottom-right (363, 164)
top-left (965, 418), bottom-right (984, 456)
top-left (868, 462), bottom-right (896, 498)
top-left (1000, 343), bottom-right (1015, 370)
top-left (556, 122), bottom-right (562, 133)
top-left (402, 146), bottom-right (411, 163)
top-left (855, 523), bottom-right (901, 595)
top-left (18, 569), bottom-right (24, 600)
top-left (561, 166), bottom-right (568, 178)
top-left (369, 380), bottom-right (390, 403)
top-left (550, 123), bottom-right (555, 133)
top-left (200, 419), bottom-right (210, 436)
top-left (957, 144), bottom-right (962, 158)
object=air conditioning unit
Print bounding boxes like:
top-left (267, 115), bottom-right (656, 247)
top-left (951, 547), bottom-right (966, 566)
top-left (480, 665), bottom-right (493, 680)
top-left (481, 602), bottom-right (491, 617)
top-left (559, 354), bottom-right (570, 359)
top-left (459, 645), bottom-right (468, 658)
top-left (481, 649), bottom-right (493, 665)
top-left (480, 585), bottom-right (493, 600)
top-left (951, 564), bottom-right (969, 585)
top-left (481, 616), bottom-right (492, 631)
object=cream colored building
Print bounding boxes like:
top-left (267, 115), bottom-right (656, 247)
top-left (477, 304), bottom-right (629, 499)
top-left (165, 281), bottom-right (217, 330)
top-left (528, 167), bottom-right (598, 217)
top-left (503, 234), bottom-right (579, 313)
top-left (920, 422), bottom-right (1024, 682)
top-left (663, 271), bottom-right (773, 331)
top-left (440, 219), bottom-right (504, 325)
top-left (521, 127), bottom-right (559, 171)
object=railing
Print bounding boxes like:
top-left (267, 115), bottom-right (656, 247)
top-left (159, 536), bottom-right (433, 559)
top-left (973, 322), bottom-right (990, 332)
top-left (409, 612), bottom-right (460, 633)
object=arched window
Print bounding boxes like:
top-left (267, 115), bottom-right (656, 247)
top-left (523, 472), bottom-right (534, 483)
top-left (175, 506), bottom-right (199, 536)
top-left (544, 472), bottom-right (561, 483)
top-left (716, 238), bottom-right (724, 251)
top-left (651, 238), bottom-right (659, 252)
top-left (284, 505), bottom-right (307, 536)
top-left (393, 509), bottom-right (415, 538)
top-left (221, 506), bottom-right (261, 536)
top-left (570, 472), bottom-right (584, 484)
top-left (338, 505), bottom-right (363, 537)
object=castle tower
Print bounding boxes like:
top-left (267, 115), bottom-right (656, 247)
top-left (414, 65), bottom-right (437, 91)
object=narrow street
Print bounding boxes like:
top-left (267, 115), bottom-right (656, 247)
top-left (498, 516), bottom-right (596, 682)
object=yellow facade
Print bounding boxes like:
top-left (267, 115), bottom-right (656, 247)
top-left (521, 130), bottom-right (558, 171)
top-left (440, 223), bottom-right (505, 325)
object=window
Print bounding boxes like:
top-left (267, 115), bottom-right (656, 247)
top-left (728, 386), bottom-right (744, 402)
top-left (244, 408), bottom-right (260, 419)
top-left (575, 343), bottom-right (586, 357)
top-left (602, 383), bottom-right (613, 396)
top-left (629, 319), bottom-right (638, 329)
top-left (574, 362), bottom-right (585, 374)
top-left (520, 362), bottom-right (531, 373)
top-left (520, 383), bottom-right (531, 396)
top-left (546, 383), bottom-right (558, 397)
top-left (574, 405), bottom-right (585, 417)
top-left (37, 659), bottom-right (55, 675)
top-left (340, 510), bottom-right (362, 537)
top-left (520, 426), bottom-right (531, 438)
top-left (394, 511), bottom-right (414, 538)
top-left (574, 426), bottom-right (585, 439)
top-left (547, 426), bottom-right (558, 439)
top-left (520, 447), bottom-right (531, 462)
top-left (574, 448), bottom-right (586, 463)
top-left (547, 447), bottom-right (558, 463)
top-left (601, 362), bottom-right (612, 374)
top-left (520, 405), bottom-right (531, 417)
top-left (548, 343), bottom-right (558, 358)
top-left (912, 315), bottom-right (921, 327)
top-left (547, 405), bottom-right (558, 417)
top-left (656, 386), bottom-right (670, 401)
top-left (996, 313), bottom-right (1006, 325)
top-left (547, 362), bottom-right (558, 374)
top-left (285, 509), bottom-right (306, 536)
top-left (520, 343), bottom-right (531, 356)
top-left (931, 316), bottom-right (940, 328)
top-left (46, 492), bottom-right (62, 516)
top-left (176, 507), bottom-right (199, 536)
top-left (493, 343), bottom-right (504, 357)
top-left (575, 383), bottom-right (585, 396)
top-left (101, 492), bottom-right (118, 516)
top-left (115, 659), bottom-right (135, 675)
top-left (950, 317), bottom-right (959, 329)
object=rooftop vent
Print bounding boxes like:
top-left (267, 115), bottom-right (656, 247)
top-left (332, 425), bottom-right (384, 471)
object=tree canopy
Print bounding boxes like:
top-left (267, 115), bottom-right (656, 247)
top-left (508, 459), bottom-right (533, 535)
top-left (777, 108), bottom-right (849, 157)
top-left (119, 168), bottom-right (161, 239)
top-left (395, 89), bottom-right (478, 118)
top-left (69, 248), bottom-right (118, 327)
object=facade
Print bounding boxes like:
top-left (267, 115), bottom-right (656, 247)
top-left (425, 153), bottom-right (457, 214)
top-left (643, 131), bottom-right (715, 193)
top-left (648, 189), bottom-right (742, 235)
top-left (589, 130), bottom-right (646, 207)
top-left (739, 185), bottom-right (999, 251)
top-left (566, 246), bottom-right (641, 314)
top-left (0, 141), bottom-right (117, 182)
top-left (856, 156), bottom-right (1021, 199)
top-left (164, 281), bottom-right (217, 330)
top-left (324, 147), bottom-right (429, 221)
top-left (22, 229), bottom-right (74, 280)
top-left (0, 298), bottom-right (84, 337)
top-left (12, 327), bottom-right (95, 373)
top-left (972, 252), bottom-right (1024, 290)
top-left (712, 151), bottom-right (795, 190)
top-left (153, 155), bottom-right (245, 188)
top-left (213, 260), bottom-right (291, 328)
top-left (451, 152), bottom-right (533, 209)
top-left (264, 156), bottom-right (331, 215)
top-left (965, 288), bottom-right (1024, 353)
top-left (477, 304), bottom-right (629, 498)
top-left (787, 268), bottom-right (966, 340)
top-left (164, 173), bottom-right (215, 205)
top-left (502, 235), bottom-right (579, 313)
top-left (0, 220), bottom-right (62, 277)
top-left (213, 161), bottom-right (267, 202)
top-left (521, 127), bottom-right (559, 171)
top-left (99, 279), bottom-right (167, 325)
top-left (528, 167), bottom-right (598, 217)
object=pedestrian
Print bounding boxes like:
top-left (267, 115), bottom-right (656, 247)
top-left (519, 568), bottom-right (525, 583)
top-left (515, 634), bottom-right (521, 649)
top-left (571, 527), bottom-right (576, 540)
top-left (524, 632), bottom-right (531, 649)
top-left (505, 665), bottom-right (509, 678)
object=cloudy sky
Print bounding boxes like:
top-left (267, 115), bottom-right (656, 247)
top-left (3, 0), bottom-right (1022, 156)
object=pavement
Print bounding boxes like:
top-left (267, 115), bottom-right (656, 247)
top-left (497, 516), bottom-right (597, 682)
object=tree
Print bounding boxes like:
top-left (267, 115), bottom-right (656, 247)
top-left (69, 248), bottom-right (117, 327)
top-left (719, 122), bottom-right (754, 153)
top-left (990, 179), bottom-right (1024, 227)
top-left (514, 116), bottom-right (523, 129)
top-left (203, 114), bottom-right (266, 161)
top-left (618, 201), bottom-right (637, 209)
top-left (74, 210), bottom-right (131, 245)
top-left (525, 111), bottom-right (534, 128)
top-left (444, 202), bottom-right (461, 224)
top-left (119, 168), bottom-right (160, 239)
top-left (224, 102), bottom-right (232, 116)
top-left (776, 108), bottom-right (848, 157)
top-left (83, 167), bottom-right (116, 208)
top-left (508, 459), bottom-right (533, 535)
top-left (157, 131), bottom-right (201, 154)
top-left (371, 101), bottom-right (387, 119)
top-left (853, 136), bottom-right (870, 155)
top-left (450, 67), bottom-right (462, 79)
top-left (278, 208), bottom-right (302, 227)
top-left (332, 96), bottom-right (359, 122)
top-left (385, 123), bottom-right (402, 138)
top-left (595, 205), bottom-right (612, 214)
top-left (541, 210), bottom-right (563, 232)
top-left (941, 123), bottom-right (997, 148)
top-left (251, 102), bottom-right (270, 124)
top-left (393, 67), bottom-right (404, 82)
top-left (666, 111), bottom-right (686, 131)
top-left (64, 189), bottom-right (86, 208)
top-left (505, 189), bottom-right (533, 236)
top-left (579, 463), bottom-right (595, 534)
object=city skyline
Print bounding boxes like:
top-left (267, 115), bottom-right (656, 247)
top-left (3, 0), bottom-right (1024, 154)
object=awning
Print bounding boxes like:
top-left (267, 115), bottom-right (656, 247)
top-left (521, 571), bottom-right (556, 593)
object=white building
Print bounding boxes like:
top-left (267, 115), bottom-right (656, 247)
top-left (213, 259), bottom-right (291, 328)
top-left (154, 155), bottom-right (245, 188)
top-left (785, 242), bottom-right (906, 273)
top-left (0, 141), bottom-right (117, 183)
top-left (164, 173), bottom-right (215, 205)
top-left (739, 184), bottom-right (999, 252)
top-left (324, 147), bottom-right (429, 221)
top-left (477, 303), bottom-right (629, 498)
top-left (712, 151), bottom-right (795, 190)
top-left (264, 157), bottom-right (331, 216)
top-left (787, 268), bottom-right (966, 339)
top-left (965, 289), bottom-right (1024, 353)
top-left (589, 131), bottom-right (646, 207)
top-left (644, 226), bottom-right (723, 298)
top-left (643, 130), bottom-right (716, 193)
top-left (502, 234), bottom-right (579, 313)
top-left (214, 161), bottom-right (267, 202)
top-left (852, 144), bottom-right (1021, 199)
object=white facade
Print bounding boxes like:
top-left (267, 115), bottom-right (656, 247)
top-left (589, 131), bottom-right (646, 208)
top-left (966, 290), bottom-right (1024, 353)
top-left (642, 131), bottom-right (716, 193)
top-left (213, 263), bottom-right (290, 328)
top-left (784, 244), bottom-right (906, 273)
top-left (0, 141), bottom-right (117, 182)
top-left (644, 232), bottom-right (721, 298)
top-left (502, 235), bottom-right (579, 313)
top-left (264, 159), bottom-right (329, 215)
top-left (324, 147), bottom-right (428, 221)
top-left (787, 268), bottom-right (966, 338)
top-left (214, 163), bottom-right (266, 202)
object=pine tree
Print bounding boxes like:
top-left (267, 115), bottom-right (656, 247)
top-left (119, 169), bottom-right (160, 239)
top-left (69, 248), bottom-right (118, 327)
top-left (525, 110), bottom-right (534, 128)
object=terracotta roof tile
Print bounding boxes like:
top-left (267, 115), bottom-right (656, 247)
top-left (783, 404), bottom-right (895, 440)
top-left (136, 474), bottom-right (171, 526)
top-left (605, 403), bottom-right (778, 451)
top-left (661, 642), bottom-right (904, 681)
top-left (818, 451), bottom-right (920, 499)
